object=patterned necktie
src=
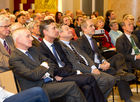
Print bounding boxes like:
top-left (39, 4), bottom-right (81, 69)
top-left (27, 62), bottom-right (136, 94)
top-left (130, 36), bottom-right (140, 55)
top-left (25, 51), bottom-right (35, 61)
top-left (38, 37), bottom-right (42, 42)
top-left (90, 37), bottom-right (95, 51)
top-left (69, 43), bottom-right (86, 65)
top-left (3, 40), bottom-right (11, 54)
top-left (51, 44), bottom-right (65, 67)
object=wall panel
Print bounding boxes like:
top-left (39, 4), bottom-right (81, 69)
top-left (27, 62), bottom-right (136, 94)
top-left (104, 0), bottom-right (140, 22)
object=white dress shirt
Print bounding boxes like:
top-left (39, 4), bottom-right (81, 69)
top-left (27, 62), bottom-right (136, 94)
top-left (0, 38), bottom-right (9, 48)
top-left (125, 34), bottom-right (140, 60)
top-left (43, 39), bottom-right (63, 67)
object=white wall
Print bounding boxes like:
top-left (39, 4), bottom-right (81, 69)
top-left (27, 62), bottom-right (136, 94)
top-left (0, 0), bottom-right (14, 13)
top-left (92, 0), bottom-right (95, 12)
top-left (62, 0), bottom-right (73, 14)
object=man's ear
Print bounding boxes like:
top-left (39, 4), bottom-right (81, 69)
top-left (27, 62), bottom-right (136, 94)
top-left (122, 26), bottom-right (125, 30)
top-left (43, 29), bottom-right (47, 35)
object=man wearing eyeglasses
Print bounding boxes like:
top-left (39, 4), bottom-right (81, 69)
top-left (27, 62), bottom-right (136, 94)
top-left (0, 15), bottom-right (15, 72)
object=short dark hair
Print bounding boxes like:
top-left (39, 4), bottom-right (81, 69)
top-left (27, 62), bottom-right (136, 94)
top-left (16, 13), bottom-right (25, 22)
top-left (40, 19), bottom-right (55, 37)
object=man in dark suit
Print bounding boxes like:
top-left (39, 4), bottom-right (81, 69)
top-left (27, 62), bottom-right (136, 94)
top-left (75, 19), bottom-right (136, 102)
top-left (27, 21), bottom-right (42, 47)
top-left (56, 22), bottom-right (116, 100)
top-left (9, 28), bottom-right (87, 102)
top-left (116, 19), bottom-right (140, 71)
top-left (38, 19), bottom-right (105, 102)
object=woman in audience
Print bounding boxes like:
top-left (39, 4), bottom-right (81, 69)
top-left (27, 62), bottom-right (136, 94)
top-left (104, 10), bottom-right (116, 32)
top-left (74, 15), bottom-right (84, 37)
top-left (60, 15), bottom-right (78, 40)
top-left (109, 20), bottom-right (123, 46)
top-left (95, 16), bottom-right (115, 50)
top-left (55, 11), bottom-right (63, 24)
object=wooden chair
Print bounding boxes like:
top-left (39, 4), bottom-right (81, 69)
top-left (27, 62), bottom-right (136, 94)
top-left (0, 70), bottom-right (18, 94)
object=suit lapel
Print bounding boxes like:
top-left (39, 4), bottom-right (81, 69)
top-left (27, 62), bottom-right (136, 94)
top-left (58, 41), bottom-right (74, 55)
top-left (131, 34), bottom-right (140, 48)
top-left (123, 34), bottom-right (132, 47)
top-left (82, 35), bottom-right (97, 54)
top-left (15, 49), bottom-right (40, 66)
top-left (41, 41), bottom-right (57, 63)
top-left (32, 37), bottom-right (40, 47)
top-left (0, 40), bottom-right (9, 56)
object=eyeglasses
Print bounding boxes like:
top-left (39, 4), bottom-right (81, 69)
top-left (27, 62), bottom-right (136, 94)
top-left (0, 24), bottom-right (11, 28)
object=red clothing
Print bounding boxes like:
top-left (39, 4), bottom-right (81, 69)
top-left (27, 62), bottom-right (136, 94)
top-left (71, 28), bottom-right (78, 40)
top-left (96, 29), bottom-right (115, 48)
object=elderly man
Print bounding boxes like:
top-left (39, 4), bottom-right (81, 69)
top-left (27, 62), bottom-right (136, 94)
top-left (0, 15), bottom-right (15, 72)
top-left (116, 18), bottom-right (140, 72)
top-left (27, 21), bottom-right (42, 47)
top-left (75, 19), bottom-right (135, 102)
top-left (9, 27), bottom-right (87, 102)
top-left (56, 23), bottom-right (116, 100)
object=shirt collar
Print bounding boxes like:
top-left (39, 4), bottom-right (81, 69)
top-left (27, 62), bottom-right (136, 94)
top-left (125, 33), bottom-right (131, 38)
top-left (84, 34), bottom-right (92, 40)
top-left (60, 40), bottom-right (70, 45)
top-left (43, 38), bottom-right (53, 47)
top-left (0, 38), bottom-right (5, 45)
top-left (17, 48), bottom-right (27, 54)
top-left (32, 35), bottom-right (39, 40)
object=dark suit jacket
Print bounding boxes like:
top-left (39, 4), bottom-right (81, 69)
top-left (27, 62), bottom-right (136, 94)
top-left (74, 35), bottom-right (105, 68)
top-left (58, 40), bottom-right (97, 73)
top-left (32, 37), bottom-right (41, 47)
top-left (38, 41), bottom-right (105, 102)
top-left (133, 27), bottom-right (140, 42)
top-left (116, 33), bottom-right (140, 62)
top-left (38, 41), bottom-right (76, 77)
top-left (9, 47), bottom-right (55, 90)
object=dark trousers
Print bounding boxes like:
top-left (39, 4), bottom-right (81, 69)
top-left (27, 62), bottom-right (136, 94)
top-left (61, 74), bottom-right (105, 102)
top-left (102, 68), bottom-right (133, 100)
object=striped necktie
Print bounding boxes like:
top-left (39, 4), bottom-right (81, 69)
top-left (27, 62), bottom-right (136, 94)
top-left (3, 40), bottom-right (11, 54)
top-left (130, 36), bottom-right (140, 55)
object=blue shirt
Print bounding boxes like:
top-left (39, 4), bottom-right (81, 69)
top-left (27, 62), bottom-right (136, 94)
top-left (109, 30), bottom-right (123, 46)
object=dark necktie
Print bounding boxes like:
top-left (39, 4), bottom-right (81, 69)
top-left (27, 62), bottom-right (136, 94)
top-left (130, 36), bottom-right (140, 55)
top-left (25, 51), bottom-right (35, 61)
top-left (3, 40), bottom-right (11, 54)
top-left (51, 44), bottom-right (65, 67)
top-left (69, 43), bottom-right (86, 65)
top-left (90, 37), bottom-right (95, 51)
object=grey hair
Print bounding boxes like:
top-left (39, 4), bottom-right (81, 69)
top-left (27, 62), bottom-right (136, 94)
top-left (0, 15), bottom-right (10, 26)
top-left (27, 21), bottom-right (40, 31)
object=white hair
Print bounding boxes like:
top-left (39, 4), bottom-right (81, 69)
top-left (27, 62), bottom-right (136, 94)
top-left (44, 15), bottom-right (55, 21)
top-left (9, 14), bottom-right (16, 20)
top-left (27, 21), bottom-right (40, 31)
top-left (12, 28), bottom-right (27, 42)
top-left (10, 22), bottom-right (23, 33)
top-left (0, 15), bottom-right (10, 26)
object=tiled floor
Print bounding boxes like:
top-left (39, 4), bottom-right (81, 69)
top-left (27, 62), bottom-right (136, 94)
top-left (107, 84), bottom-right (140, 102)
